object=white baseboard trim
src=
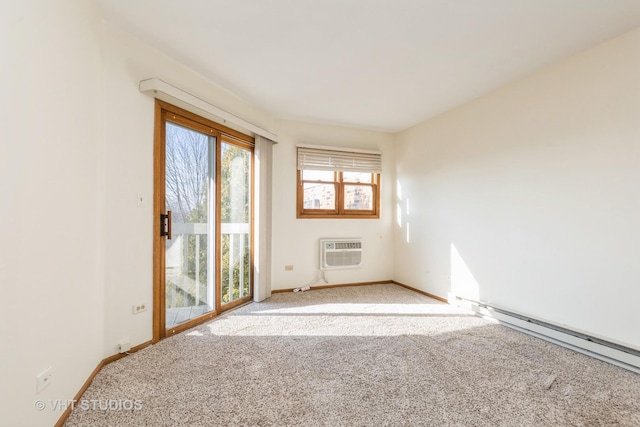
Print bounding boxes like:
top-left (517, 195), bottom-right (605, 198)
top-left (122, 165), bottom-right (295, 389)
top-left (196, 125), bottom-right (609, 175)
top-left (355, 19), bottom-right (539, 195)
top-left (451, 295), bottom-right (640, 375)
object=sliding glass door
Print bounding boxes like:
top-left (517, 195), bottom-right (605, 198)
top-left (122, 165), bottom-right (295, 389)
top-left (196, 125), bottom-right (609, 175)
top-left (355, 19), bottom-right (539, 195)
top-left (154, 101), bottom-right (253, 339)
top-left (220, 141), bottom-right (252, 307)
top-left (164, 122), bottom-right (216, 328)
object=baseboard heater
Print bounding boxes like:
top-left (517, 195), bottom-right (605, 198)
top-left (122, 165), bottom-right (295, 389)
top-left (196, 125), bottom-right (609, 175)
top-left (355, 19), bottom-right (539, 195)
top-left (455, 297), bottom-right (640, 374)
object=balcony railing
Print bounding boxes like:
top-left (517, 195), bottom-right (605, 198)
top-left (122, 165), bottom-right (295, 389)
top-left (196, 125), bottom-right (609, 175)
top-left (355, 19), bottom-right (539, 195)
top-left (165, 222), bottom-right (250, 328)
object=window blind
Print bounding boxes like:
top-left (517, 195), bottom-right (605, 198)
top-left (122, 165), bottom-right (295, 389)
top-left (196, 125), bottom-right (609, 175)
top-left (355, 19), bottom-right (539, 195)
top-left (297, 146), bottom-right (382, 173)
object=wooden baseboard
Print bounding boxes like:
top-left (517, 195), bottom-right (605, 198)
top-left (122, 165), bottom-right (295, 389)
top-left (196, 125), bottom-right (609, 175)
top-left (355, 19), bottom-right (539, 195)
top-left (391, 281), bottom-right (448, 303)
top-left (54, 340), bottom-right (153, 427)
top-left (101, 340), bottom-right (153, 365)
top-left (271, 279), bottom-right (448, 303)
top-left (53, 361), bottom-right (105, 427)
top-left (271, 280), bottom-right (394, 294)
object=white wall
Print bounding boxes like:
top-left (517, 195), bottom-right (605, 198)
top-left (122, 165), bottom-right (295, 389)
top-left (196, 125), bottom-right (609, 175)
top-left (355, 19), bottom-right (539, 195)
top-left (272, 121), bottom-right (395, 290)
top-left (394, 28), bottom-right (640, 349)
top-left (0, 7), bottom-right (281, 423)
top-left (0, 1), bottom-right (105, 426)
top-left (100, 22), bottom-right (277, 355)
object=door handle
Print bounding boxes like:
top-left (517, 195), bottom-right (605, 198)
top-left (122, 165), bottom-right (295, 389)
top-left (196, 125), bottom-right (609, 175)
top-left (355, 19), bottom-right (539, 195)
top-left (160, 210), bottom-right (172, 240)
top-left (167, 210), bottom-right (172, 240)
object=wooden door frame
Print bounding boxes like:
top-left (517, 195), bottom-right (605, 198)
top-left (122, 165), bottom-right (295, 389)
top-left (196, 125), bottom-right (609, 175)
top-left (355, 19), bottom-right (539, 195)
top-left (152, 100), bottom-right (255, 342)
top-left (214, 135), bottom-right (256, 313)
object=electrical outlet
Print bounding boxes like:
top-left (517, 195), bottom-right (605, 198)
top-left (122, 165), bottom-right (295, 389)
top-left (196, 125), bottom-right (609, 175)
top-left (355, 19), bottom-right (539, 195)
top-left (132, 303), bottom-right (147, 314)
top-left (36, 367), bottom-right (52, 393)
top-left (284, 265), bottom-right (294, 271)
top-left (119, 340), bottom-right (132, 353)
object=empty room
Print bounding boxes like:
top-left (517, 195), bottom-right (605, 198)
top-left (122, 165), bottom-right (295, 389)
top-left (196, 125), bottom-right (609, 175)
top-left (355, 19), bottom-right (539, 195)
top-left (2, 1), bottom-right (640, 426)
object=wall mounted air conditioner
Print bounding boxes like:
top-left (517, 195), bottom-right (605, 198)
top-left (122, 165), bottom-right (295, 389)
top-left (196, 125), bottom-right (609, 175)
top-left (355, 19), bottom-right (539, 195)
top-left (320, 238), bottom-right (363, 270)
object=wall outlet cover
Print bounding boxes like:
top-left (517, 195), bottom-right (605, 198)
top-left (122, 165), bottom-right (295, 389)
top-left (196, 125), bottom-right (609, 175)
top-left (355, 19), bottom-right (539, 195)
top-left (36, 367), bottom-right (52, 393)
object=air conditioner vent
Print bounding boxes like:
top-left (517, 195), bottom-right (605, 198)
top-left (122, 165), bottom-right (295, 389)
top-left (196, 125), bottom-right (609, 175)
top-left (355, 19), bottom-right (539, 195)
top-left (333, 241), bottom-right (361, 250)
top-left (320, 238), bottom-right (362, 270)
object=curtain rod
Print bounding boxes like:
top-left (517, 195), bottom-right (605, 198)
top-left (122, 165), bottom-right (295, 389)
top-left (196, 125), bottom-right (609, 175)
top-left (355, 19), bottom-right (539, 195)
top-left (139, 78), bottom-right (279, 142)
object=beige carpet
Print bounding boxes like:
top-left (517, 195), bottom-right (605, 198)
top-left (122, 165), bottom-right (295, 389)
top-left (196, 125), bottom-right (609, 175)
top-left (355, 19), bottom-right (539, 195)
top-left (64, 284), bottom-right (640, 426)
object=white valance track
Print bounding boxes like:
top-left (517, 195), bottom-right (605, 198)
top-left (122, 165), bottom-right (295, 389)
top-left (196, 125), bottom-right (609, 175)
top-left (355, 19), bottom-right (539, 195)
top-left (139, 78), bottom-right (279, 142)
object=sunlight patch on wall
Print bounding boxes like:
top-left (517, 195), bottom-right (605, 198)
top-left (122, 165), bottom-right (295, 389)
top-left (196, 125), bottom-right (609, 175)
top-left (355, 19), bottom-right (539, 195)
top-left (450, 244), bottom-right (479, 301)
top-left (396, 180), bottom-right (412, 242)
top-left (405, 198), bottom-right (410, 243)
top-left (396, 180), bottom-right (403, 227)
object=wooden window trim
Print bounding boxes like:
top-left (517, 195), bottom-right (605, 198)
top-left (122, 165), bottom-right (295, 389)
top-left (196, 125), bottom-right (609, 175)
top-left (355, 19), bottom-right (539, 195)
top-left (297, 170), bottom-right (380, 219)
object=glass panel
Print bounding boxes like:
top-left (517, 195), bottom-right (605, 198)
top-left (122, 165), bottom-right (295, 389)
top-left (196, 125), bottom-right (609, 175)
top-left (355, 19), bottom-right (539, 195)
top-left (302, 169), bottom-right (334, 181)
top-left (303, 183), bottom-right (335, 209)
top-left (165, 122), bottom-right (215, 328)
top-left (344, 185), bottom-right (373, 210)
top-left (343, 171), bottom-right (372, 183)
top-left (220, 141), bottom-right (251, 305)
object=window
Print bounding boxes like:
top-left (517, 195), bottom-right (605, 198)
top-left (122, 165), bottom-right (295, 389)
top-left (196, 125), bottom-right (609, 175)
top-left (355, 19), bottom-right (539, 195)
top-left (297, 146), bottom-right (381, 218)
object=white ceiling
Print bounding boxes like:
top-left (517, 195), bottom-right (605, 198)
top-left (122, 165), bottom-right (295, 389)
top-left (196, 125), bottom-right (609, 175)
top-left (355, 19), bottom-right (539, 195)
top-left (95, 0), bottom-right (640, 132)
